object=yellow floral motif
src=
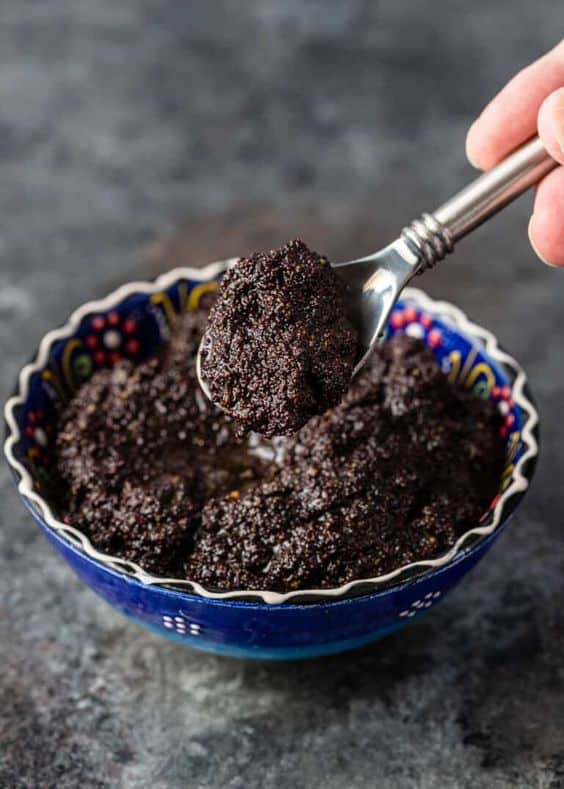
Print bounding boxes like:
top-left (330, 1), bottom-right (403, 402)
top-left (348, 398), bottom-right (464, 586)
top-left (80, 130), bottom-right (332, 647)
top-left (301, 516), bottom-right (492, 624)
top-left (43, 337), bottom-right (86, 401)
top-left (446, 350), bottom-right (462, 383)
top-left (465, 362), bottom-right (496, 394)
top-left (501, 433), bottom-right (521, 485)
top-left (41, 369), bottom-right (68, 405)
top-left (445, 350), bottom-right (497, 395)
top-left (151, 281), bottom-right (220, 327)
top-left (187, 282), bottom-right (219, 312)
top-left (506, 431), bottom-right (520, 463)
top-left (151, 292), bottom-right (178, 327)
top-left (62, 338), bottom-right (82, 393)
top-left (501, 464), bottom-right (514, 490)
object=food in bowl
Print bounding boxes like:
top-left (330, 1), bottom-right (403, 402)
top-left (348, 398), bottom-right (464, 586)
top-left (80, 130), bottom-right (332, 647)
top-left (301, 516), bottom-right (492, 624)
top-left (55, 297), bottom-right (506, 593)
top-left (4, 271), bottom-right (538, 656)
top-left (199, 239), bottom-right (359, 437)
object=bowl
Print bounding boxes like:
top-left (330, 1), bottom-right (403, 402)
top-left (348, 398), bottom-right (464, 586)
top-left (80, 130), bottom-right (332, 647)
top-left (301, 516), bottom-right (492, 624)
top-left (4, 264), bottom-right (539, 659)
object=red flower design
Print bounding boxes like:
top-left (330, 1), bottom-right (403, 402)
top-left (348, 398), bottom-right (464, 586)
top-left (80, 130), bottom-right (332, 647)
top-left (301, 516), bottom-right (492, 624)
top-left (24, 409), bottom-right (53, 463)
top-left (86, 313), bottom-right (141, 366)
top-left (389, 307), bottom-right (443, 348)
top-left (491, 384), bottom-right (516, 437)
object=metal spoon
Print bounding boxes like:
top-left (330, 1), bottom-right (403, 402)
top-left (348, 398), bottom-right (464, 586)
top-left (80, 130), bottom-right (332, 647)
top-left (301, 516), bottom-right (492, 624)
top-left (198, 136), bottom-right (556, 405)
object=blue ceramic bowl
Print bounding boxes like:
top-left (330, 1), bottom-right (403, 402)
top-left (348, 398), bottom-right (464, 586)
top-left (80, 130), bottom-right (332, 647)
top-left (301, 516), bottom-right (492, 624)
top-left (4, 264), bottom-right (539, 659)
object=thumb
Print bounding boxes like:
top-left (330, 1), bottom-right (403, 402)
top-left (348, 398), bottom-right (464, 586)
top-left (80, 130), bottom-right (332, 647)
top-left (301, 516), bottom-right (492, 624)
top-left (538, 87), bottom-right (564, 165)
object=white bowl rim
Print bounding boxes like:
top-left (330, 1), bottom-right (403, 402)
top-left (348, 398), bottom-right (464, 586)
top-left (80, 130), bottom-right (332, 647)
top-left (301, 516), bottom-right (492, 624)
top-left (4, 262), bottom-right (539, 605)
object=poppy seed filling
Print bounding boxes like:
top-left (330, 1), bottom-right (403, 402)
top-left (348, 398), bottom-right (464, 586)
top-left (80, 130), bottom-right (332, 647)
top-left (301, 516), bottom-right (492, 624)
top-left (55, 295), bottom-right (506, 594)
top-left (200, 239), bottom-right (359, 437)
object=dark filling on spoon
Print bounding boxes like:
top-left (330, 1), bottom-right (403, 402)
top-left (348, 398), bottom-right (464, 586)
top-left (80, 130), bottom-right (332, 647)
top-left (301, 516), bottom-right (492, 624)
top-left (55, 304), bottom-right (506, 594)
top-left (200, 239), bottom-right (360, 437)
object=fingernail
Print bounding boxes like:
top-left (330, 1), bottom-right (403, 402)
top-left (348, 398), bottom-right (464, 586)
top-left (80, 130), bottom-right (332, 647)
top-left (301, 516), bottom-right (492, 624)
top-left (528, 215), bottom-right (560, 267)
top-left (550, 98), bottom-right (564, 153)
top-left (465, 121), bottom-right (480, 168)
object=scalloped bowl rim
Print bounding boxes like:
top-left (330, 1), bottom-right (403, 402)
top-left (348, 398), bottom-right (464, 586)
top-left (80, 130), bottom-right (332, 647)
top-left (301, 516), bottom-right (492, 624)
top-left (3, 262), bottom-right (539, 605)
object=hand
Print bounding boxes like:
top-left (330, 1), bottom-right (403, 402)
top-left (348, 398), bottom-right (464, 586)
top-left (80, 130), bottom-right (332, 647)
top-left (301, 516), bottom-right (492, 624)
top-left (466, 40), bottom-right (564, 267)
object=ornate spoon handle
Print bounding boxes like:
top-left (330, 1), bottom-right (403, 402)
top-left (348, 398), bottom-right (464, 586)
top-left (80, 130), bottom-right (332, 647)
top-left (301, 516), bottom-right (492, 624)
top-left (402, 137), bottom-right (557, 270)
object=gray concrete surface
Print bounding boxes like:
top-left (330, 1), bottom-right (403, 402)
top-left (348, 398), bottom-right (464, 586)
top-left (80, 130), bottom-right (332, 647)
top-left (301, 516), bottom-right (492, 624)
top-left (1, 2), bottom-right (564, 787)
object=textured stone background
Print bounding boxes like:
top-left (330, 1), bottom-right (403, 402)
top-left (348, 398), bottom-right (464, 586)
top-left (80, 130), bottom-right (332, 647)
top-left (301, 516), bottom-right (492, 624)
top-left (1, 2), bottom-right (564, 787)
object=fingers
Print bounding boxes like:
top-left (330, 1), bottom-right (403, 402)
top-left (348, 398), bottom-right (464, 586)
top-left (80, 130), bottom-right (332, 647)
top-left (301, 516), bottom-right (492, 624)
top-left (466, 39), bottom-right (564, 170)
top-left (528, 165), bottom-right (564, 266)
top-left (466, 43), bottom-right (564, 268)
top-left (538, 87), bottom-right (564, 165)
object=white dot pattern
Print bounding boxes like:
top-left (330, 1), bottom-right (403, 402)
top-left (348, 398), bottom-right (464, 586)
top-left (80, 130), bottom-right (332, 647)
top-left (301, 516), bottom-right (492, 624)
top-left (34, 427), bottom-right (48, 447)
top-left (162, 614), bottom-right (202, 635)
top-left (103, 329), bottom-right (121, 349)
top-left (405, 323), bottom-right (425, 339)
top-left (399, 591), bottom-right (441, 618)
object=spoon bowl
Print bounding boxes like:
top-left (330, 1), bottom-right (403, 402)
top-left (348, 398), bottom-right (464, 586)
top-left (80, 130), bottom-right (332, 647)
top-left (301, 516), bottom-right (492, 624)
top-left (332, 239), bottom-right (421, 375)
top-left (195, 338), bottom-right (216, 408)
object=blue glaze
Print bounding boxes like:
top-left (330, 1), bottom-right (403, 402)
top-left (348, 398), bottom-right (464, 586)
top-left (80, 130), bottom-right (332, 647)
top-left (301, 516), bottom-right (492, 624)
top-left (33, 503), bottom-right (505, 659)
top-left (6, 273), bottom-right (538, 659)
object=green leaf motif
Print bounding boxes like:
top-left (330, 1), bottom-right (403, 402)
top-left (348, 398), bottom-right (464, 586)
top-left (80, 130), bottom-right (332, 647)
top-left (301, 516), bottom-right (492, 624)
top-left (472, 379), bottom-right (491, 399)
top-left (37, 466), bottom-right (52, 483)
top-left (73, 353), bottom-right (93, 381)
